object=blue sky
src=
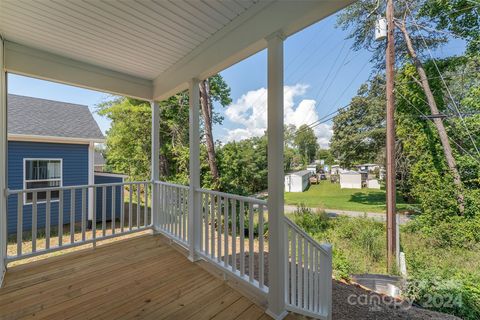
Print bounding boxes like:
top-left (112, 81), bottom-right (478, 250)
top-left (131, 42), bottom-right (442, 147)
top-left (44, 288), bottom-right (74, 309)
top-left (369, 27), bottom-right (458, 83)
top-left (8, 12), bottom-right (466, 148)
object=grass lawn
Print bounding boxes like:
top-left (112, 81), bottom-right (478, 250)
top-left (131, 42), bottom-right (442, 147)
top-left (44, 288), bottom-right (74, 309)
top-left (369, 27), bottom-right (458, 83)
top-left (284, 181), bottom-right (411, 213)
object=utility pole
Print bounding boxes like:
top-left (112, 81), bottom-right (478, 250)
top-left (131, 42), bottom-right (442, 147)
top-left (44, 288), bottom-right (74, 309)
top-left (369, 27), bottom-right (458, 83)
top-left (385, 0), bottom-right (397, 273)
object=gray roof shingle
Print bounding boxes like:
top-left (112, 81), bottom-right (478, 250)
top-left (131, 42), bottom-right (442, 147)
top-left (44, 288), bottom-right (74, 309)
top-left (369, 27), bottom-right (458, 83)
top-left (8, 94), bottom-right (104, 141)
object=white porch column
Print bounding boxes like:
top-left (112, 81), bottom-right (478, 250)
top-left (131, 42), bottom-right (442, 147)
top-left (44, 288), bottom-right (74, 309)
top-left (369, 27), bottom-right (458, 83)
top-left (150, 101), bottom-right (159, 230)
top-left (0, 38), bottom-right (8, 285)
top-left (266, 32), bottom-right (287, 319)
top-left (188, 78), bottom-right (201, 261)
top-left (87, 141), bottom-right (95, 224)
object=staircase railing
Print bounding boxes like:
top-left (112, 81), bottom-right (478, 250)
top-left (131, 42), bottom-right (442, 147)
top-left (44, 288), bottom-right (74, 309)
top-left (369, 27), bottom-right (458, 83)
top-left (284, 217), bottom-right (332, 320)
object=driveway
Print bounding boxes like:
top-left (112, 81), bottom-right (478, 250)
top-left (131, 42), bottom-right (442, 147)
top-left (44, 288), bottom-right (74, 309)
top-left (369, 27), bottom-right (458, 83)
top-left (284, 205), bottom-right (413, 225)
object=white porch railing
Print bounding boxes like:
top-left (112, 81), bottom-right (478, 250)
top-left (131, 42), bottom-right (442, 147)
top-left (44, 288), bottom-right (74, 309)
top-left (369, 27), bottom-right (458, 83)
top-left (197, 188), bottom-right (269, 295)
top-left (6, 181), bottom-right (153, 262)
top-left (285, 217), bottom-right (332, 319)
top-left (154, 181), bottom-right (189, 246)
top-left (5, 180), bottom-right (332, 319)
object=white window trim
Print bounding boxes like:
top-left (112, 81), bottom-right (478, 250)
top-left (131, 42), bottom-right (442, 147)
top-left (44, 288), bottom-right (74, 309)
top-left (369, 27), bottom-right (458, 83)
top-left (23, 158), bottom-right (63, 205)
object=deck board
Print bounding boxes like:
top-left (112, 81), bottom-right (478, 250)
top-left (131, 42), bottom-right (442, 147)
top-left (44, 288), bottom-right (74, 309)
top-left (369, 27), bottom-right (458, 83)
top-left (0, 234), bottom-right (278, 320)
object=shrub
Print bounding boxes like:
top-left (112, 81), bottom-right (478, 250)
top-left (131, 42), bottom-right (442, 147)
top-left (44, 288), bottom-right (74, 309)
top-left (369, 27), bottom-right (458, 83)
top-left (332, 249), bottom-right (353, 280)
top-left (292, 204), bottom-right (330, 234)
top-left (404, 272), bottom-right (480, 320)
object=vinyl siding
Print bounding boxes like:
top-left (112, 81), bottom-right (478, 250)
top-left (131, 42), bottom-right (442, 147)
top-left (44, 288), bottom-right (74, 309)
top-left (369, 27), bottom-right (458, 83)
top-left (94, 175), bottom-right (123, 223)
top-left (7, 141), bottom-right (88, 234)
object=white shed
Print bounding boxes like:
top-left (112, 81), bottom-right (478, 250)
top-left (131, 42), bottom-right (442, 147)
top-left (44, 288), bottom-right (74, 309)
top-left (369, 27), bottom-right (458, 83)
top-left (285, 170), bottom-right (311, 192)
top-left (339, 171), bottom-right (362, 189)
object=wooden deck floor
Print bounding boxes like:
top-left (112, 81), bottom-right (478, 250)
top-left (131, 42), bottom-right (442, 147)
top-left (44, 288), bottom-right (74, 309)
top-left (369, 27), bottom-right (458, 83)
top-left (0, 234), bottom-right (282, 320)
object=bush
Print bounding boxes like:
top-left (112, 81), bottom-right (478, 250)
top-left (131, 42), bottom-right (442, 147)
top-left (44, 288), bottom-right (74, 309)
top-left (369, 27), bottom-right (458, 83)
top-left (292, 204), bottom-right (330, 234)
top-left (409, 215), bottom-right (480, 249)
top-left (332, 249), bottom-right (353, 280)
top-left (404, 272), bottom-right (480, 320)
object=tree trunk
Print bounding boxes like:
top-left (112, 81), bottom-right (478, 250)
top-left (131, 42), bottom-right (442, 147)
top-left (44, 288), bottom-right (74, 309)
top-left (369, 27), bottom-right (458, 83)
top-left (158, 130), bottom-right (169, 177)
top-left (199, 79), bottom-right (220, 187)
top-left (399, 22), bottom-right (465, 214)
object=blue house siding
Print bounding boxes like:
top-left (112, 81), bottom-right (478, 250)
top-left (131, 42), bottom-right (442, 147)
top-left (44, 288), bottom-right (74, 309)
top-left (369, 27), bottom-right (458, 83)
top-left (7, 141), bottom-right (89, 234)
top-left (94, 175), bottom-right (123, 222)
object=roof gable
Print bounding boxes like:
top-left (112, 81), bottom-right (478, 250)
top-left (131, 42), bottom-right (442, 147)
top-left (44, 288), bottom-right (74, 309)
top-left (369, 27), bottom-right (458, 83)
top-left (7, 94), bottom-right (104, 142)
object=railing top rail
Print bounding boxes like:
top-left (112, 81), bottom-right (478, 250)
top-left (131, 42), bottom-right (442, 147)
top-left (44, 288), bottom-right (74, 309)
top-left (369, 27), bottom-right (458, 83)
top-left (284, 217), bottom-right (331, 256)
top-left (154, 180), bottom-right (189, 190)
top-left (6, 180), bottom-right (151, 195)
top-left (196, 188), bottom-right (268, 206)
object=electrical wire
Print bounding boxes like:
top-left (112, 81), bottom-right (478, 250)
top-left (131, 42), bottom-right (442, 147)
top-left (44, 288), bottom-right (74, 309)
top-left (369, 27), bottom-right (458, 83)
top-left (396, 89), bottom-right (480, 165)
top-left (406, 3), bottom-right (480, 158)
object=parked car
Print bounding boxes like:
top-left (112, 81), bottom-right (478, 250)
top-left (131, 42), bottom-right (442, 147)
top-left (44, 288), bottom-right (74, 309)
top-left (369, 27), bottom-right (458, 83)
top-left (309, 174), bottom-right (319, 184)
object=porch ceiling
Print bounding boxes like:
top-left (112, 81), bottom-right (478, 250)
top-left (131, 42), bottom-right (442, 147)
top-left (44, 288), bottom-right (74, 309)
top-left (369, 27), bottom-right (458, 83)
top-left (0, 0), bottom-right (354, 100)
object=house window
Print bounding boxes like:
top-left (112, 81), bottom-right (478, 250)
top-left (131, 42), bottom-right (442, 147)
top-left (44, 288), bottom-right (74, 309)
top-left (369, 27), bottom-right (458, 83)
top-left (24, 159), bottom-right (62, 204)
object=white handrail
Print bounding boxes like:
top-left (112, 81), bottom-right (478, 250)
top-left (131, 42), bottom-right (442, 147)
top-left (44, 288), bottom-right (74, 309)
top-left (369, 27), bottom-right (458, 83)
top-left (154, 180), bottom-right (189, 190)
top-left (6, 180), bottom-right (151, 194)
top-left (196, 188), bottom-right (267, 206)
top-left (196, 188), bottom-right (268, 296)
top-left (284, 217), bottom-right (330, 256)
top-left (285, 217), bottom-right (332, 319)
top-left (6, 181), bottom-right (153, 263)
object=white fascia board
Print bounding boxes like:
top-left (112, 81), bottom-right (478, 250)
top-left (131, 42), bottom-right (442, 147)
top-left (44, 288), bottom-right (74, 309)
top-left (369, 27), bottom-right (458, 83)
top-left (153, 0), bottom-right (354, 100)
top-left (4, 41), bottom-right (153, 100)
top-left (8, 133), bottom-right (105, 144)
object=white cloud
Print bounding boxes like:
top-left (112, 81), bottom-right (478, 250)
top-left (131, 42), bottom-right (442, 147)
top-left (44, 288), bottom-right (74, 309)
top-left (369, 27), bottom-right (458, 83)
top-left (223, 84), bottom-right (332, 148)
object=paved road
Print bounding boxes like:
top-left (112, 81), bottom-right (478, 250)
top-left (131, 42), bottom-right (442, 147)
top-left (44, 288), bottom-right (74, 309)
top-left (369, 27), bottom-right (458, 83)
top-left (284, 205), bottom-right (413, 224)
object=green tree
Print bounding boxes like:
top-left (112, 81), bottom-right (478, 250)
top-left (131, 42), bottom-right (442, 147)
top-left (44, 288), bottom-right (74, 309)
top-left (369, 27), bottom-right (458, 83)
top-left (336, 0), bottom-right (476, 212)
top-left (420, 0), bottom-right (480, 54)
top-left (97, 94), bottom-right (190, 183)
top-left (330, 75), bottom-right (386, 168)
top-left (199, 75), bottom-right (232, 188)
top-left (217, 135), bottom-right (268, 195)
top-left (316, 149), bottom-right (335, 166)
top-left (294, 125), bottom-right (318, 165)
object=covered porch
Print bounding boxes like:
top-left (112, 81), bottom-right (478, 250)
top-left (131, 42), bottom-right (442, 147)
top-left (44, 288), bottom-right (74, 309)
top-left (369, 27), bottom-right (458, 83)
top-left (0, 1), bottom-right (355, 319)
top-left (0, 234), bottom-right (290, 320)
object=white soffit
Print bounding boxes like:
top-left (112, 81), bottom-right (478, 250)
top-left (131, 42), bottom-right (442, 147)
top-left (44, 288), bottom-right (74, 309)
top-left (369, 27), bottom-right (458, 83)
top-left (0, 0), bottom-right (354, 100)
top-left (0, 0), bottom-right (258, 79)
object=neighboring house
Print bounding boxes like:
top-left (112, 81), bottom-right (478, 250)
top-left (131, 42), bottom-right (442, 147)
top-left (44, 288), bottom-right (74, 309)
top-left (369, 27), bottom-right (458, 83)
top-left (7, 94), bottom-right (123, 233)
top-left (331, 164), bottom-right (344, 175)
top-left (285, 170), bottom-right (311, 192)
top-left (356, 163), bottom-right (381, 173)
top-left (94, 151), bottom-right (106, 172)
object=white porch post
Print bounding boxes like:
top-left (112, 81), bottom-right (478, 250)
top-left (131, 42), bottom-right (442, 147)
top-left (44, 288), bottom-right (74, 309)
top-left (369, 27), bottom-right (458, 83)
top-left (266, 32), bottom-right (287, 319)
top-left (150, 101), bottom-right (159, 230)
top-left (87, 141), bottom-right (95, 225)
top-left (188, 78), bottom-right (201, 261)
top-left (0, 38), bottom-right (7, 285)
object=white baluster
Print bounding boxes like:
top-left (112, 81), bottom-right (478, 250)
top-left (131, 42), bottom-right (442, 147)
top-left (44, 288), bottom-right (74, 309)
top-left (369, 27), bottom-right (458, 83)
top-left (81, 188), bottom-right (86, 242)
top-left (46, 191), bottom-right (51, 249)
top-left (239, 201), bottom-right (245, 277)
top-left (17, 193), bottom-right (23, 256)
top-left (248, 202), bottom-right (254, 283)
top-left (70, 189), bottom-right (75, 243)
top-left (32, 192), bottom-right (37, 252)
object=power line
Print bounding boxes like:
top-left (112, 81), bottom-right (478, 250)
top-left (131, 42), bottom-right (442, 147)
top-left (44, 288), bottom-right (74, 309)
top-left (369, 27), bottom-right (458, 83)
top-left (406, 4), bottom-right (480, 158)
top-left (294, 103), bottom-right (352, 135)
top-left (396, 89), bottom-right (480, 165)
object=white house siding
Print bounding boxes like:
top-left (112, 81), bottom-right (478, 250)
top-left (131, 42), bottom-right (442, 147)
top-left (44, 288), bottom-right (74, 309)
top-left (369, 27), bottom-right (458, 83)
top-left (340, 172), bottom-right (362, 189)
top-left (285, 170), bottom-right (311, 192)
